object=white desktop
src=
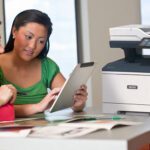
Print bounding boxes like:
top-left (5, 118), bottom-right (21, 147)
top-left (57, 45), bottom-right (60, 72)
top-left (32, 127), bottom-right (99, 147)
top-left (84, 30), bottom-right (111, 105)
top-left (102, 24), bottom-right (150, 114)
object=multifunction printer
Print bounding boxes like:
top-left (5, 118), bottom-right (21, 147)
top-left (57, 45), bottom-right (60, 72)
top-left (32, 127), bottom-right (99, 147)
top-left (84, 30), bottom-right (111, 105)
top-left (102, 25), bottom-right (150, 114)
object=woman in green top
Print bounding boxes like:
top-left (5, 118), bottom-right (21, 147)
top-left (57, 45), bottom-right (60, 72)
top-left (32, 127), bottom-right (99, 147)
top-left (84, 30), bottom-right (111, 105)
top-left (0, 9), bottom-right (88, 117)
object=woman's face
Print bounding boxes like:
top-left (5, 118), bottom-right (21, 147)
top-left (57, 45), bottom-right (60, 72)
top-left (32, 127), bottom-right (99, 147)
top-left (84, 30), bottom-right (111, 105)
top-left (12, 22), bottom-right (48, 61)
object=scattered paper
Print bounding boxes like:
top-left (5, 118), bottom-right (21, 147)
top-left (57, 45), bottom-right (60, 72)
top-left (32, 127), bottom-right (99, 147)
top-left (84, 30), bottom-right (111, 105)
top-left (0, 128), bottom-right (31, 137)
top-left (0, 124), bottom-right (34, 137)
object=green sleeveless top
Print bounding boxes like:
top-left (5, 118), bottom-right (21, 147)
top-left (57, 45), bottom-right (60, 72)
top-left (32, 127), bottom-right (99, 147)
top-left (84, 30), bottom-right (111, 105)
top-left (0, 57), bottom-right (60, 105)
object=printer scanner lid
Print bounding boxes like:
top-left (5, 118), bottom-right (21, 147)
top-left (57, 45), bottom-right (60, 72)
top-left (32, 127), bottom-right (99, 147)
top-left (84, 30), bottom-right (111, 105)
top-left (110, 24), bottom-right (150, 41)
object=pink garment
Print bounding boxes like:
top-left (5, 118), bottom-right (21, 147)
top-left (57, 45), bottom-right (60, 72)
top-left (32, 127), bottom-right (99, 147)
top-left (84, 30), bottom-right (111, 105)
top-left (0, 104), bottom-right (15, 121)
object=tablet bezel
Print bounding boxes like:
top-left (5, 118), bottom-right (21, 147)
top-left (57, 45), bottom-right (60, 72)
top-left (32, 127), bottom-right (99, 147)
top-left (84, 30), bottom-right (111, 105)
top-left (45, 62), bottom-right (96, 114)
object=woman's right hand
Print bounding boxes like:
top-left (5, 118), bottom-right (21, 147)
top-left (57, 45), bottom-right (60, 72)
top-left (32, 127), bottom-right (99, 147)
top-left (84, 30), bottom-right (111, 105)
top-left (36, 88), bottom-right (61, 112)
top-left (0, 84), bottom-right (17, 107)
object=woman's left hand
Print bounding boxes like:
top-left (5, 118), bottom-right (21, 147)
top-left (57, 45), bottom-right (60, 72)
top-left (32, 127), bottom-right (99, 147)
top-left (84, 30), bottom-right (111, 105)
top-left (72, 84), bottom-right (88, 112)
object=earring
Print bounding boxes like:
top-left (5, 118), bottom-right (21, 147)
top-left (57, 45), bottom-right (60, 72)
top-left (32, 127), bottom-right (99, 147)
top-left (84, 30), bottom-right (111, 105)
top-left (12, 35), bottom-right (15, 39)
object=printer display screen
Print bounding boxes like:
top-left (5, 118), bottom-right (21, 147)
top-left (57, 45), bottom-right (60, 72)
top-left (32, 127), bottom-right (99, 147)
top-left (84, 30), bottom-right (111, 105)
top-left (139, 38), bottom-right (150, 48)
top-left (139, 38), bottom-right (150, 57)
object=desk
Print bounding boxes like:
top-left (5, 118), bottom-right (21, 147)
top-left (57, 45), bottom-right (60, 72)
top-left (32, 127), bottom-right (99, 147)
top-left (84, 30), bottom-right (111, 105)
top-left (0, 107), bottom-right (150, 150)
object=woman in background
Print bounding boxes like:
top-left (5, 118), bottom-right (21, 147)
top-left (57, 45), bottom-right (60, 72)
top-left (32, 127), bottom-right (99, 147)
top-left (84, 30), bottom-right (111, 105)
top-left (0, 85), bottom-right (17, 121)
top-left (0, 36), bottom-right (17, 121)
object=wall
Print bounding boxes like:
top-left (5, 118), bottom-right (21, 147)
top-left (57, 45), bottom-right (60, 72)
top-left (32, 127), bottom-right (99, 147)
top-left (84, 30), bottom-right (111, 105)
top-left (77, 0), bottom-right (141, 109)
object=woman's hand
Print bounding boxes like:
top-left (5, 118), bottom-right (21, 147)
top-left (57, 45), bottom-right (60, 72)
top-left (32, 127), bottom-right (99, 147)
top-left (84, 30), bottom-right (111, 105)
top-left (0, 45), bottom-right (4, 54)
top-left (36, 88), bottom-right (61, 113)
top-left (15, 88), bottom-right (61, 117)
top-left (72, 85), bottom-right (88, 112)
top-left (0, 36), bottom-right (5, 54)
top-left (0, 84), bottom-right (17, 106)
top-left (7, 84), bottom-right (17, 104)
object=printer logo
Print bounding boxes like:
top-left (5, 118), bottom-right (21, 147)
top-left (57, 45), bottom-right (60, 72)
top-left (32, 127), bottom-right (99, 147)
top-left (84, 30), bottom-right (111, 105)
top-left (127, 85), bottom-right (138, 89)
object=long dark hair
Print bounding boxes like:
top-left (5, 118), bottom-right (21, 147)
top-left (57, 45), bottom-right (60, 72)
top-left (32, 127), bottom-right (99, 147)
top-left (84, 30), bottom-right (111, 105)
top-left (5, 9), bottom-right (53, 59)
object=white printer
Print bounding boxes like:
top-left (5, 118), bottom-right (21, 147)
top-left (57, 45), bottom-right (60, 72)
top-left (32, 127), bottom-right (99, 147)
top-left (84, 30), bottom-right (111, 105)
top-left (102, 24), bottom-right (150, 114)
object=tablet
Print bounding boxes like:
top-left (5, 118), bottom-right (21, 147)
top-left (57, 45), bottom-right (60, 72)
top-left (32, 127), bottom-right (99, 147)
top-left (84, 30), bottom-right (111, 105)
top-left (44, 62), bottom-right (96, 116)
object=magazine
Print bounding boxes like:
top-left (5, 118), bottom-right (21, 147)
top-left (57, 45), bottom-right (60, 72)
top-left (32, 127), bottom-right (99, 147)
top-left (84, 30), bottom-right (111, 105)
top-left (29, 116), bottom-right (142, 138)
top-left (60, 120), bottom-right (142, 130)
top-left (29, 125), bottom-right (98, 138)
